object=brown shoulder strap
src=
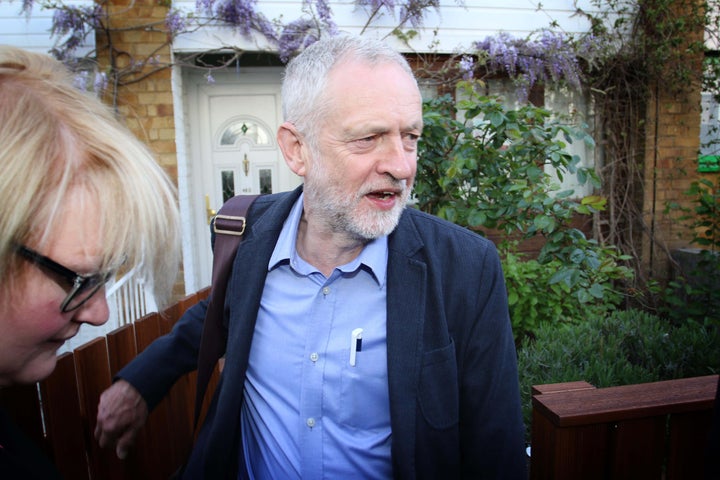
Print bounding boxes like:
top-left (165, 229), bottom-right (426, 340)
top-left (194, 194), bottom-right (259, 428)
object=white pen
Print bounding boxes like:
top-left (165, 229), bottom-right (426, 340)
top-left (349, 328), bottom-right (363, 366)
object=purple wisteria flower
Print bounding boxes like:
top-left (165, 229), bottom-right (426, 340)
top-left (21, 0), bottom-right (34, 15)
top-left (165, 10), bottom-right (187, 35)
top-left (194, 0), bottom-right (344, 59)
top-left (196, 0), bottom-right (281, 43)
top-left (215, 0), bottom-right (257, 35)
top-left (474, 30), bottom-right (583, 101)
top-left (313, 0), bottom-right (338, 35)
top-left (50, 5), bottom-right (104, 59)
top-left (278, 18), bottom-right (318, 62)
top-left (93, 71), bottom-right (108, 93)
top-left (256, 17), bottom-right (279, 44)
top-left (399, 0), bottom-right (439, 29)
top-left (52, 7), bottom-right (85, 35)
top-left (476, 32), bottom-right (519, 77)
top-left (356, 0), bottom-right (398, 12)
top-left (72, 70), bottom-right (89, 91)
top-left (459, 55), bottom-right (475, 80)
top-left (575, 33), bottom-right (604, 66)
top-left (196, 0), bottom-right (216, 14)
top-left (354, 0), bottom-right (438, 29)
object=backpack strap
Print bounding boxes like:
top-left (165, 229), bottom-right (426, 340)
top-left (194, 194), bottom-right (259, 428)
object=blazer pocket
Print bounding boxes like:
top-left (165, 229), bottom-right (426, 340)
top-left (417, 340), bottom-right (459, 430)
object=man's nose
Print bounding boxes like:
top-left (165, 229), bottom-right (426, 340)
top-left (379, 136), bottom-right (416, 180)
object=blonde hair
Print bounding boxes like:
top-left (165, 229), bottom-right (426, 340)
top-left (0, 46), bottom-right (180, 305)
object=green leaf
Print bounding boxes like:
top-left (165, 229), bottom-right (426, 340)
top-left (468, 210), bottom-right (487, 228)
top-left (488, 111), bottom-right (505, 127)
top-left (588, 283), bottom-right (605, 299)
top-left (569, 248), bottom-right (586, 264)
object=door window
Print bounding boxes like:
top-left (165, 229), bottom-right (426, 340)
top-left (219, 119), bottom-right (272, 146)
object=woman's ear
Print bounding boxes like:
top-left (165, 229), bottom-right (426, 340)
top-left (277, 122), bottom-right (307, 177)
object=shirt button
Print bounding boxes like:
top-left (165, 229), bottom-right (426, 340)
top-left (322, 286), bottom-right (331, 295)
top-left (310, 352), bottom-right (319, 362)
top-left (306, 417), bottom-right (316, 428)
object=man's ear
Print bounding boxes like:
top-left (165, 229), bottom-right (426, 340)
top-left (277, 122), bottom-right (307, 177)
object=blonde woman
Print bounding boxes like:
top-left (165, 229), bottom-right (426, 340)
top-left (0, 45), bottom-right (180, 478)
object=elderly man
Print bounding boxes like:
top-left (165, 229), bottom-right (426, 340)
top-left (96, 34), bottom-right (527, 479)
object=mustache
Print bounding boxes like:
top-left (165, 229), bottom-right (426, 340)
top-left (360, 177), bottom-right (408, 195)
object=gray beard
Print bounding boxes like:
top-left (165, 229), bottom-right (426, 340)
top-left (304, 181), bottom-right (409, 242)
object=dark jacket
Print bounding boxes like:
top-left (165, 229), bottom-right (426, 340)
top-left (0, 407), bottom-right (63, 480)
top-left (121, 186), bottom-right (527, 479)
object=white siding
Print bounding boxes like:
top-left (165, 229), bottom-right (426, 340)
top-left (173, 0), bottom-right (596, 53)
top-left (2, 0), bottom-right (594, 55)
top-left (0, 3), bottom-right (57, 53)
top-left (0, 0), bottom-right (95, 54)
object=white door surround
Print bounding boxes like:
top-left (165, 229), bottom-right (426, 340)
top-left (179, 67), bottom-right (302, 292)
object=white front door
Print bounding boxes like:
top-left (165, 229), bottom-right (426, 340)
top-left (185, 68), bottom-right (302, 289)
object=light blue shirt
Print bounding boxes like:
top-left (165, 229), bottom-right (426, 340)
top-left (240, 194), bottom-right (392, 479)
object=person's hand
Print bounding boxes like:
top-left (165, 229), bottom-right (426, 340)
top-left (95, 380), bottom-right (149, 459)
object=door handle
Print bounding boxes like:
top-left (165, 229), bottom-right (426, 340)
top-left (205, 194), bottom-right (217, 224)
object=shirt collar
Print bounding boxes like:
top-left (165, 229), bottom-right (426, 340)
top-left (268, 193), bottom-right (388, 287)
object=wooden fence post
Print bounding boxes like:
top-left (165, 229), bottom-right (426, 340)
top-left (531, 375), bottom-right (718, 480)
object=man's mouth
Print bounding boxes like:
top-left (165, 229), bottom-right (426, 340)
top-left (368, 191), bottom-right (397, 200)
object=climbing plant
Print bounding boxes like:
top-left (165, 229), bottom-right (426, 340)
top-left (13, 0), bottom-right (444, 106)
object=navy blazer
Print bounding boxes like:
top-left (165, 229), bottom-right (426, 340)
top-left (121, 186), bottom-right (527, 479)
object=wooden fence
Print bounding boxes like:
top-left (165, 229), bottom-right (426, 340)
top-left (2, 286), bottom-right (718, 479)
top-left (0, 287), bottom-right (211, 480)
top-left (531, 375), bottom-right (719, 479)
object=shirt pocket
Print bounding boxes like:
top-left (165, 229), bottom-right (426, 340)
top-left (339, 347), bottom-right (391, 430)
top-left (417, 340), bottom-right (460, 430)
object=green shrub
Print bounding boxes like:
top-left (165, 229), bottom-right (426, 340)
top-left (517, 308), bottom-right (720, 441)
top-left (416, 86), bottom-right (633, 339)
top-left (502, 251), bottom-right (604, 339)
top-left (658, 177), bottom-right (720, 325)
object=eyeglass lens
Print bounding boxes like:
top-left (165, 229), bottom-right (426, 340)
top-left (61, 275), bottom-right (110, 312)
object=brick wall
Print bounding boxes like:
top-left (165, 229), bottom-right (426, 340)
top-left (94, 0), bottom-right (185, 298)
top-left (642, 82), bottom-right (703, 280)
top-left (639, 0), bottom-right (711, 282)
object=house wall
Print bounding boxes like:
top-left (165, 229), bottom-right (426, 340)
top-left (0, 5), bottom-right (53, 52)
top-left (640, 0), bottom-right (710, 282)
top-left (1, 0), bottom-right (596, 54)
top-left (0, 1), bottom-right (95, 54)
top-left (171, 0), bottom-right (595, 54)
top-left (96, 0), bottom-right (176, 176)
top-left (642, 82), bottom-right (703, 280)
top-left (2, 0), bottom-right (712, 292)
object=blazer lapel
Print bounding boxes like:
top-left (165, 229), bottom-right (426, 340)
top-left (386, 211), bottom-right (426, 476)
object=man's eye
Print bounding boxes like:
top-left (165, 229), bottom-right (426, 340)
top-left (403, 133), bottom-right (420, 148)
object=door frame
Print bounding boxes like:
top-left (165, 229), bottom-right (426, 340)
top-left (176, 65), bottom-right (298, 293)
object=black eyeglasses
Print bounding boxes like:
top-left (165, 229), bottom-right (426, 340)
top-left (16, 245), bottom-right (118, 313)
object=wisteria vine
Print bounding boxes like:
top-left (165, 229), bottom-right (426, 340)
top-left (17, 0), bottom-right (599, 101)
